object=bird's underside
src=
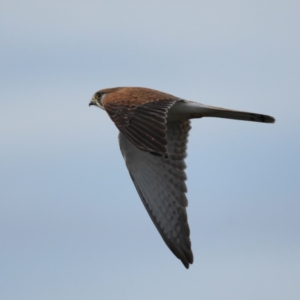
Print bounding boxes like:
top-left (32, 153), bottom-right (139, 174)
top-left (89, 87), bottom-right (275, 268)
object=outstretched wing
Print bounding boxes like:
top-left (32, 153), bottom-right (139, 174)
top-left (105, 99), bottom-right (177, 157)
top-left (119, 120), bottom-right (193, 268)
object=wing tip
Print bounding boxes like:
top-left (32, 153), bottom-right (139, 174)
top-left (180, 250), bottom-right (194, 269)
top-left (167, 240), bottom-right (194, 269)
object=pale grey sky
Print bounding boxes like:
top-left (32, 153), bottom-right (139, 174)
top-left (1, 1), bottom-right (299, 299)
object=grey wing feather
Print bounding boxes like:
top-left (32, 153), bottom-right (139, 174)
top-left (119, 120), bottom-right (193, 268)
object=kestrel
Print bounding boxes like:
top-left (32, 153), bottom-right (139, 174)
top-left (89, 87), bottom-right (275, 268)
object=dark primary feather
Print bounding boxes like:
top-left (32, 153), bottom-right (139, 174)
top-left (119, 120), bottom-right (193, 268)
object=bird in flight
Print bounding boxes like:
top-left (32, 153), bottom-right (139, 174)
top-left (89, 87), bottom-right (275, 268)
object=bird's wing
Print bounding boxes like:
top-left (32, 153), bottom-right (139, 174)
top-left (105, 99), bottom-right (177, 157)
top-left (119, 119), bottom-right (193, 268)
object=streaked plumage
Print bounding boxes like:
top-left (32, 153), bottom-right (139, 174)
top-left (89, 87), bottom-right (275, 268)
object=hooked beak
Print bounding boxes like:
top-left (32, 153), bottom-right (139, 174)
top-left (89, 97), bottom-right (96, 107)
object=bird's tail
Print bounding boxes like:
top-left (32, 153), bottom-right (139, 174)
top-left (197, 104), bottom-right (275, 123)
top-left (168, 101), bottom-right (275, 123)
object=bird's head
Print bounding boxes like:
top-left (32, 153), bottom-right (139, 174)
top-left (89, 91), bottom-right (107, 110)
top-left (89, 87), bottom-right (122, 110)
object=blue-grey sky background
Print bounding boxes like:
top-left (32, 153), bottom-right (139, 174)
top-left (1, 1), bottom-right (299, 299)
